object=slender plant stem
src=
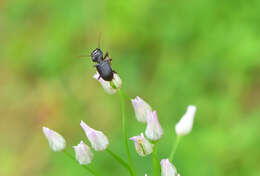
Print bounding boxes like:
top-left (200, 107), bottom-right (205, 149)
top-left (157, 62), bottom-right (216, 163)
top-left (152, 143), bottom-right (160, 176)
top-left (106, 149), bottom-right (133, 176)
top-left (63, 150), bottom-right (100, 176)
top-left (169, 135), bottom-right (181, 162)
top-left (121, 90), bottom-right (131, 101)
top-left (118, 89), bottom-right (136, 176)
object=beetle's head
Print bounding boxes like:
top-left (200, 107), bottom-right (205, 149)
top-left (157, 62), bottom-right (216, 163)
top-left (91, 48), bottom-right (103, 62)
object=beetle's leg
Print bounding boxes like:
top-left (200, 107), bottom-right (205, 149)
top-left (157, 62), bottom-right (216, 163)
top-left (112, 70), bottom-right (117, 74)
top-left (94, 64), bottom-right (99, 67)
top-left (104, 52), bottom-right (112, 63)
top-left (98, 75), bottom-right (101, 80)
top-left (104, 51), bottom-right (109, 58)
top-left (104, 57), bottom-right (112, 63)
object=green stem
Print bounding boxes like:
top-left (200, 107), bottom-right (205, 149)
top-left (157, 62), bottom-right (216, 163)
top-left (121, 90), bottom-right (131, 101)
top-left (152, 143), bottom-right (160, 176)
top-left (106, 149), bottom-right (133, 176)
top-left (118, 89), bottom-right (136, 176)
top-left (63, 150), bottom-right (100, 176)
top-left (169, 135), bottom-right (181, 162)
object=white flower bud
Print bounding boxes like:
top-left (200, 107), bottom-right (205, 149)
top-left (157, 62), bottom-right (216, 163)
top-left (42, 127), bottom-right (66, 152)
top-left (73, 141), bottom-right (94, 165)
top-left (145, 110), bottom-right (163, 141)
top-left (129, 133), bottom-right (153, 157)
top-left (175, 105), bottom-right (196, 136)
top-left (160, 159), bottom-right (179, 176)
top-left (131, 96), bottom-right (152, 123)
top-left (93, 72), bottom-right (122, 94)
top-left (112, 73), bottom-right (122, 88)
top-left (80, 120), bottom-right (109, 151)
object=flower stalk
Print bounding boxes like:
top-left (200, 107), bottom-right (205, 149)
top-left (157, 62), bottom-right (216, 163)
top-left (152, 143), bottom-right (160, 176)
top-left (106, 149), bottom-right (133, 176)
top-left (169, 135), bottom-right (181, 162)
top-left (63, 150), bottom-right (100, 176)
top-left (118, 89), bottom-right (136, 176)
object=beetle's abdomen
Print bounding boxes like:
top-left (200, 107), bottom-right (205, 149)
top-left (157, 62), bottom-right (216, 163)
top-left (96, 61), bottom-right (114, 81)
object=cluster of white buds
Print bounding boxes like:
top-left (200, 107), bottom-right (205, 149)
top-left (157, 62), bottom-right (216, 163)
top-left (43, 71), bottom-right (118, 166)
top-left (93, 72), bottom-right (122, 94)
top-left (43, 70), bottom-right (198, 176)
top-left (73, 121), bottom-right (109, 165)
top-left (130, 95), bottom-right (197, 176)
top-left (42, 121), bottom-right (109, 165)
top-left (130, 96), bottom-right (163, 157)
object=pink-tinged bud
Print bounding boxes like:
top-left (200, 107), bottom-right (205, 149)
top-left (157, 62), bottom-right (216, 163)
top-left (160, 159), bottom-right (179, 176)
top-left (73, 141), bottom-right (94, 165)
top-left (175, 105), bottom-right (196, 136)
top-left (131, 96), bottom-right (152, 123)
top-left (93, 72), bottom-right (122, 94)
top-left (145, 110), bottom-right (163, 141)
top-left (80, 120), bottom-right (109, 151)
top-left (42, 127), bottom-right (66, 152)
top-left (129, 133), bottom-right (153, 157)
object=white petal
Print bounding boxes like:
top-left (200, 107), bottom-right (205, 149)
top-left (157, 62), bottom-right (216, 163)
top-left (93, 72), bottom-right (122, 94)
top-left (73, 141), bottom-right (94, 165)
top-left (129, 133), bottom-right (153, 157)
top-left (42, 127), bottom-right (66, 152)
top-left (80, 121), bottom-right (109, 151)
top-left (131, 96), bottom-right (152, 123)
top-left (160, 159), bottom-right (178, 176)
top-left (113, 73), bottom-right (122, 88)
top-left (145, 110), bottom-right (163, 141)
top-left (175, 105), bottom-right (196, 136)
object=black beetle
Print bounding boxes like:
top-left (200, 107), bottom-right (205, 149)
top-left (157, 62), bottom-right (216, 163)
top-left (91, 48), bottom-right (116, 81)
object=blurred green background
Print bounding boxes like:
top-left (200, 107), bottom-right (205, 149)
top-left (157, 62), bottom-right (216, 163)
top-left (1, 0), bottom-right (260, 176)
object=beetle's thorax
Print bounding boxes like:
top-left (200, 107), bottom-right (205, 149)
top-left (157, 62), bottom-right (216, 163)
top-left (96, 57), bottom-right (104, 63)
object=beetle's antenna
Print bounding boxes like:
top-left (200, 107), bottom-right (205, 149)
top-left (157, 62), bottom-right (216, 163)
top-left (98, 32), bottom-right (102, 49)
top-left (77, 55), bottom-right (91, 59)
